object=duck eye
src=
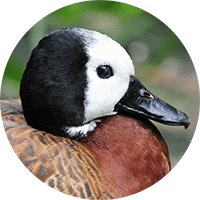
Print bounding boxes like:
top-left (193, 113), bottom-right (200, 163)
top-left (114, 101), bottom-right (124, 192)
top-left (97, 65), bottom-right (113, 79)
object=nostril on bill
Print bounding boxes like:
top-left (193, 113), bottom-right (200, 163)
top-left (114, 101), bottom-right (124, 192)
top-left (139, 89), bottom-right (154, 99)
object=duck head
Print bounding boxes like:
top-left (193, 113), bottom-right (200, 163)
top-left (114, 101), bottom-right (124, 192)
top-left (20, 27), bottom-right (190, 140)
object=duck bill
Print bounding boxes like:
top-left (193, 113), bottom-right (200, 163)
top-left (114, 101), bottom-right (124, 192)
top-left (114, 76), bottom-right (190, 129)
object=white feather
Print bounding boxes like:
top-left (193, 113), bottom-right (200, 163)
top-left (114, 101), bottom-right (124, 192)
top-left (83, 30), bottom-right (135, 123)
top-left (64, 120), bottom-right (100, 137)
top-left (62, 29), bottom-right (135, 137)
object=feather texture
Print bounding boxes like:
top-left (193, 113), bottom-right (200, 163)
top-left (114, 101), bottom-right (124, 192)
top-left (1, 100), bottom-right (170, 199)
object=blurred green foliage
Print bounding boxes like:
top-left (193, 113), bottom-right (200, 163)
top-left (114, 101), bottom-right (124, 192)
top-left (1, 0), bottom-right (199, 168)
top-left (2, 1), bottom-right (188, 98)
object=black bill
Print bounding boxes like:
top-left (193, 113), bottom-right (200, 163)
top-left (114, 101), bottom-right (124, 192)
top-left (114, 76), bottom-right (190, 129)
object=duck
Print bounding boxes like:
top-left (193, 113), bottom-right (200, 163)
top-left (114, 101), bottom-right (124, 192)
top-left (1, 27), bottom-right (190, 199)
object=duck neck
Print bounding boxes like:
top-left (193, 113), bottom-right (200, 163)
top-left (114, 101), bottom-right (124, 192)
top-left (84, 115), bottom-right (170, 197)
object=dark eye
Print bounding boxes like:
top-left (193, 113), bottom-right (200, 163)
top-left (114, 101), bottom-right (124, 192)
top-left (97, 65), bottom-right (113, 79)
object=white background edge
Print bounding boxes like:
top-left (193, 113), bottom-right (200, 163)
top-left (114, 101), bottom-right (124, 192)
top-left (0, 0), bottom-right (199, 199)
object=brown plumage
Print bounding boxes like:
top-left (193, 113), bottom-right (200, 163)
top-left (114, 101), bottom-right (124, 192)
top-left (1, 99), bottom-right (170, 199)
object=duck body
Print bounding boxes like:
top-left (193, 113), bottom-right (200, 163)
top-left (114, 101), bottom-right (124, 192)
top-left (2, 27), bottom-right (189, 199)
top-left (1, 99), bottom-right (170, 198)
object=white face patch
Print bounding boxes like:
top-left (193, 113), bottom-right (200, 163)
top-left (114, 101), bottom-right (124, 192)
top-left (83, 31), bottom-right (135, 123)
